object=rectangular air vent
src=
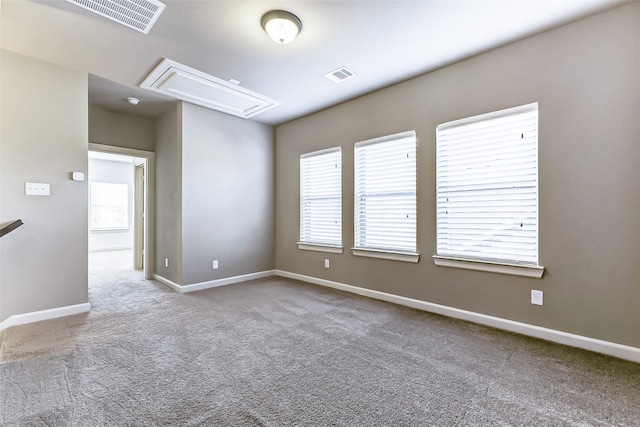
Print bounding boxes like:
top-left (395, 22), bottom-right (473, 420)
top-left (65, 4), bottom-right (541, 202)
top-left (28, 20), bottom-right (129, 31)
top-left (325, 66), bottom-right (357, 83)
top-left (65, 0), bottom-right (165, 34)
top-left (140, 59), bottom-right (281, 119)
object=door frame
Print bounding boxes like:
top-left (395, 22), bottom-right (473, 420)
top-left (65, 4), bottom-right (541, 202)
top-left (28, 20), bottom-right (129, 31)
top-left (89, 143), bottom-right (156, 280)
top-left (133, 162), bottom-right (145, 270)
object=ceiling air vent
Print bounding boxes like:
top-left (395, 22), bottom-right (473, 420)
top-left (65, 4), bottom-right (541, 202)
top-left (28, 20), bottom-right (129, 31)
top-left (140, 59), bottom-right (281, 119)
top-left (64, 0), bottom-right (165, 34)
top-left (325, 66), bottom-right (357, 83)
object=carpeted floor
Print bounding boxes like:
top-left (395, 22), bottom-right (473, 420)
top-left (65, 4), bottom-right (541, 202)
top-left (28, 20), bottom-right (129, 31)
top-left (1, 252), bottom-right (639, 426)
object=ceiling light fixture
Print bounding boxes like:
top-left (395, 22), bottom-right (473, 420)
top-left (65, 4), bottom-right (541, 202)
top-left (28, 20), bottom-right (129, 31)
top-left (261, 10), bottom-right (302, 45)
top-left (127, 97), bottom-right (140, 105)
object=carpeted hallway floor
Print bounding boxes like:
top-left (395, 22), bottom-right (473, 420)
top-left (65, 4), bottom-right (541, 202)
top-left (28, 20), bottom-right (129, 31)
top-left (1, 252), bottom-right (639, 425)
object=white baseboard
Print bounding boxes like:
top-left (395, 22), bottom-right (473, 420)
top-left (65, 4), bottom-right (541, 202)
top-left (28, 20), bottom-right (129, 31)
top-left (0, 302), bottom-right (91, 331)
top-left (5, 271), bottom-right (636, 363)
top-left (274, 270), bottom-right (640, 364)
top-left (153, 274), bottom-right (182, 292)
top-left (154, 270), bottom-right (276, 294)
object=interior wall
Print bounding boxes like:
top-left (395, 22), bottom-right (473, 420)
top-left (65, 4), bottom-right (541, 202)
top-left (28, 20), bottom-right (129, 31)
top-left (0, 50), bottom-right (88, 322)
top-left (274, 3), bottom-right (640, 348)
top-left (155, 103), bottom-right (182, 284)
top-left (89, 105), bottom-right (155, 152)
top-left (180, 103), bottom-right (275, 285)
top-left (88, 157), bottom-right (135, 252)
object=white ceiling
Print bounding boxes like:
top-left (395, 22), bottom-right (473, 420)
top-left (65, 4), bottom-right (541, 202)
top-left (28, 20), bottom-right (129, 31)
top-left (1, 0), bottom-right (624, 125)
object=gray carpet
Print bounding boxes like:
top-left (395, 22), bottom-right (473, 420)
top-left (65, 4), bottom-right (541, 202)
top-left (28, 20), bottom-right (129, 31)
top-left (1, 256), bottom-right (639, 425)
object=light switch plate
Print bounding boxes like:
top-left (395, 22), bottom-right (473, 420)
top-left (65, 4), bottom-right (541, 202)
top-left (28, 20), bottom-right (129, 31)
top-left (25, 182), bottom-right (50, 196)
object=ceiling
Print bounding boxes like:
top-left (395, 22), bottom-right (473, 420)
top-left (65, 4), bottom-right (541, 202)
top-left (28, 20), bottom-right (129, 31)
top-left (1, 0), bottom-right (624, 125)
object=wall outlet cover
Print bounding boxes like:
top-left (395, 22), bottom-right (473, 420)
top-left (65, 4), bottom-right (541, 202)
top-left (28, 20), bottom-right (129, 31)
top-left (531, 290), bottom-right (543, 306)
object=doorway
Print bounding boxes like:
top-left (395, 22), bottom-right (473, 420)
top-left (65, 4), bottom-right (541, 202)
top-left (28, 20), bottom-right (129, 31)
top-left (88, 143), bottom-right (155, 281)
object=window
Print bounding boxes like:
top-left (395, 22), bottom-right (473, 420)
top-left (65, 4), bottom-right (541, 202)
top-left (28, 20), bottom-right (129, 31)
top-left (353, 130), bottom-right (418, 262)
top-left (90, 182), bottom-right (129, 230)
top-left (434, 103), bottom-right (543, 278)
top-left (298, 147), bottom-right (343, 253)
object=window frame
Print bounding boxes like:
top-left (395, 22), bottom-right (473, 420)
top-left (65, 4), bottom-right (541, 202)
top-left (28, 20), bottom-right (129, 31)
top-left (433, 103), bottom-right (544, 278)
top-left (352, 130), bottom-right (419, 263)
top-left (90, 182), bottom-right (129, 232)
top-left (297, 147), bottom-right (343, 254)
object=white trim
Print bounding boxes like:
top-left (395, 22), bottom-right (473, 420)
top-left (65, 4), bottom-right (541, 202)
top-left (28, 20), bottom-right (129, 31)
top-left (300, 146), bottom-right (341, 159)
top-left (89, 246), bottom-right (133, 253)
top-left (437, 102), bottom-right (538, 131)
top-left (89, 143), bottom-right (153, 159)
top-left (154, 270), bottom-right (276, 294)
top-left (140, 58), bottom-right (280, 119)
top-left (273, 270), bottom-right (640, 364)
top-left (354, 129), bottom-right (416, 148)
top-left (352, 248), bottom-right (419, 263)
top-left (153, 274), bottom-right (182, 292)
top-left (0, 303), bottom-right (91, 331)
top-left (433, 255), bottom-right (544, 278)
top-left (297, 243), bottom-right (344, 254)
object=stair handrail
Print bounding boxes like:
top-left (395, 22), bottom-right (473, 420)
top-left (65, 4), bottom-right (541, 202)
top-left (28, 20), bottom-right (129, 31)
top-left (0, 219), bottom-right (24, 238)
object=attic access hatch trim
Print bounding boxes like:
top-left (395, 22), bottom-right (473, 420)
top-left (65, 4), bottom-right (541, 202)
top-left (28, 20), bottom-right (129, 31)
top-left (140, 59), bottom-right (281, 119)
top-left (64, 0), bottom-right (165, 34)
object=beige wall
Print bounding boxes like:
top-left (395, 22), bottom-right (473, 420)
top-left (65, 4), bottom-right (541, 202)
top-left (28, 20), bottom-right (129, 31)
top-left (155, 103), bottom-right (183, 284)
top-left (89, 105), bottom-right (155, 152)
top-left (181, 103), bottom-right (275, 285)
top-left (274, 3), bottom-right (640, 348)
top-left (0, 50), bottom-right (88, 322)
top-left (155, 102), bottom-right (275, 286)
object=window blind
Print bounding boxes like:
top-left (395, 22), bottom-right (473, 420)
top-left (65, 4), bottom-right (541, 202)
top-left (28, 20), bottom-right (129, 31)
top-left (300, 147), bottom-right (342, 247)
top-left (436, 103), bottom-right (539, 266)
top-left (354, 130), bottom-right (417, 254)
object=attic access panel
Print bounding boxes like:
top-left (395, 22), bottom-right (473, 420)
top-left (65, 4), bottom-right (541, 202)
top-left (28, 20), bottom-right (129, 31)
top-left (140, 59), bottom-right (281, 119)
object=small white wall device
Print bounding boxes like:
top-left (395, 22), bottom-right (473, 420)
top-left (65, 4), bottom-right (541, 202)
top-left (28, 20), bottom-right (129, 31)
top-left (25, 183), bottom-right (50, 196)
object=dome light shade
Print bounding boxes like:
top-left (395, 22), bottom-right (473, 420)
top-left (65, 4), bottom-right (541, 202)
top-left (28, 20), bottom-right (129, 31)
top-left (261, 10), bottom-right (302, 44)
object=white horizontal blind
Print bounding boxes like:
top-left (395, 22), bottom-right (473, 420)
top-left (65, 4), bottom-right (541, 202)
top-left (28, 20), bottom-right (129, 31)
top-left (354, 131), bottom-right (417, 253)
top-left (300, 147), bottom-right (342, 246)
top-left (436, 103), bottom-right (539, 265)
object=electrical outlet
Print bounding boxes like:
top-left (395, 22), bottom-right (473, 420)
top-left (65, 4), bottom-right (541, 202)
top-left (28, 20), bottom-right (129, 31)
top-left (324, 259), bottom-right (330, 269)
top-left (213, 260), bottom-right (219, 269)
top-left (531, 290), bottom-right (543, 306)
top-left (165, 258), bottom-right (169, 268)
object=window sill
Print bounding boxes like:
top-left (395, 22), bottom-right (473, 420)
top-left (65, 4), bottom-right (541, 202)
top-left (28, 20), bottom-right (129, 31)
top-left (90, 228), bottom-right (129, 233)
top-left (432, 255), bottom-right (544, 278)
top-left (297, 243), bottom-right (344, 254)
top-left (352, 248), bottom-right (420, 263)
